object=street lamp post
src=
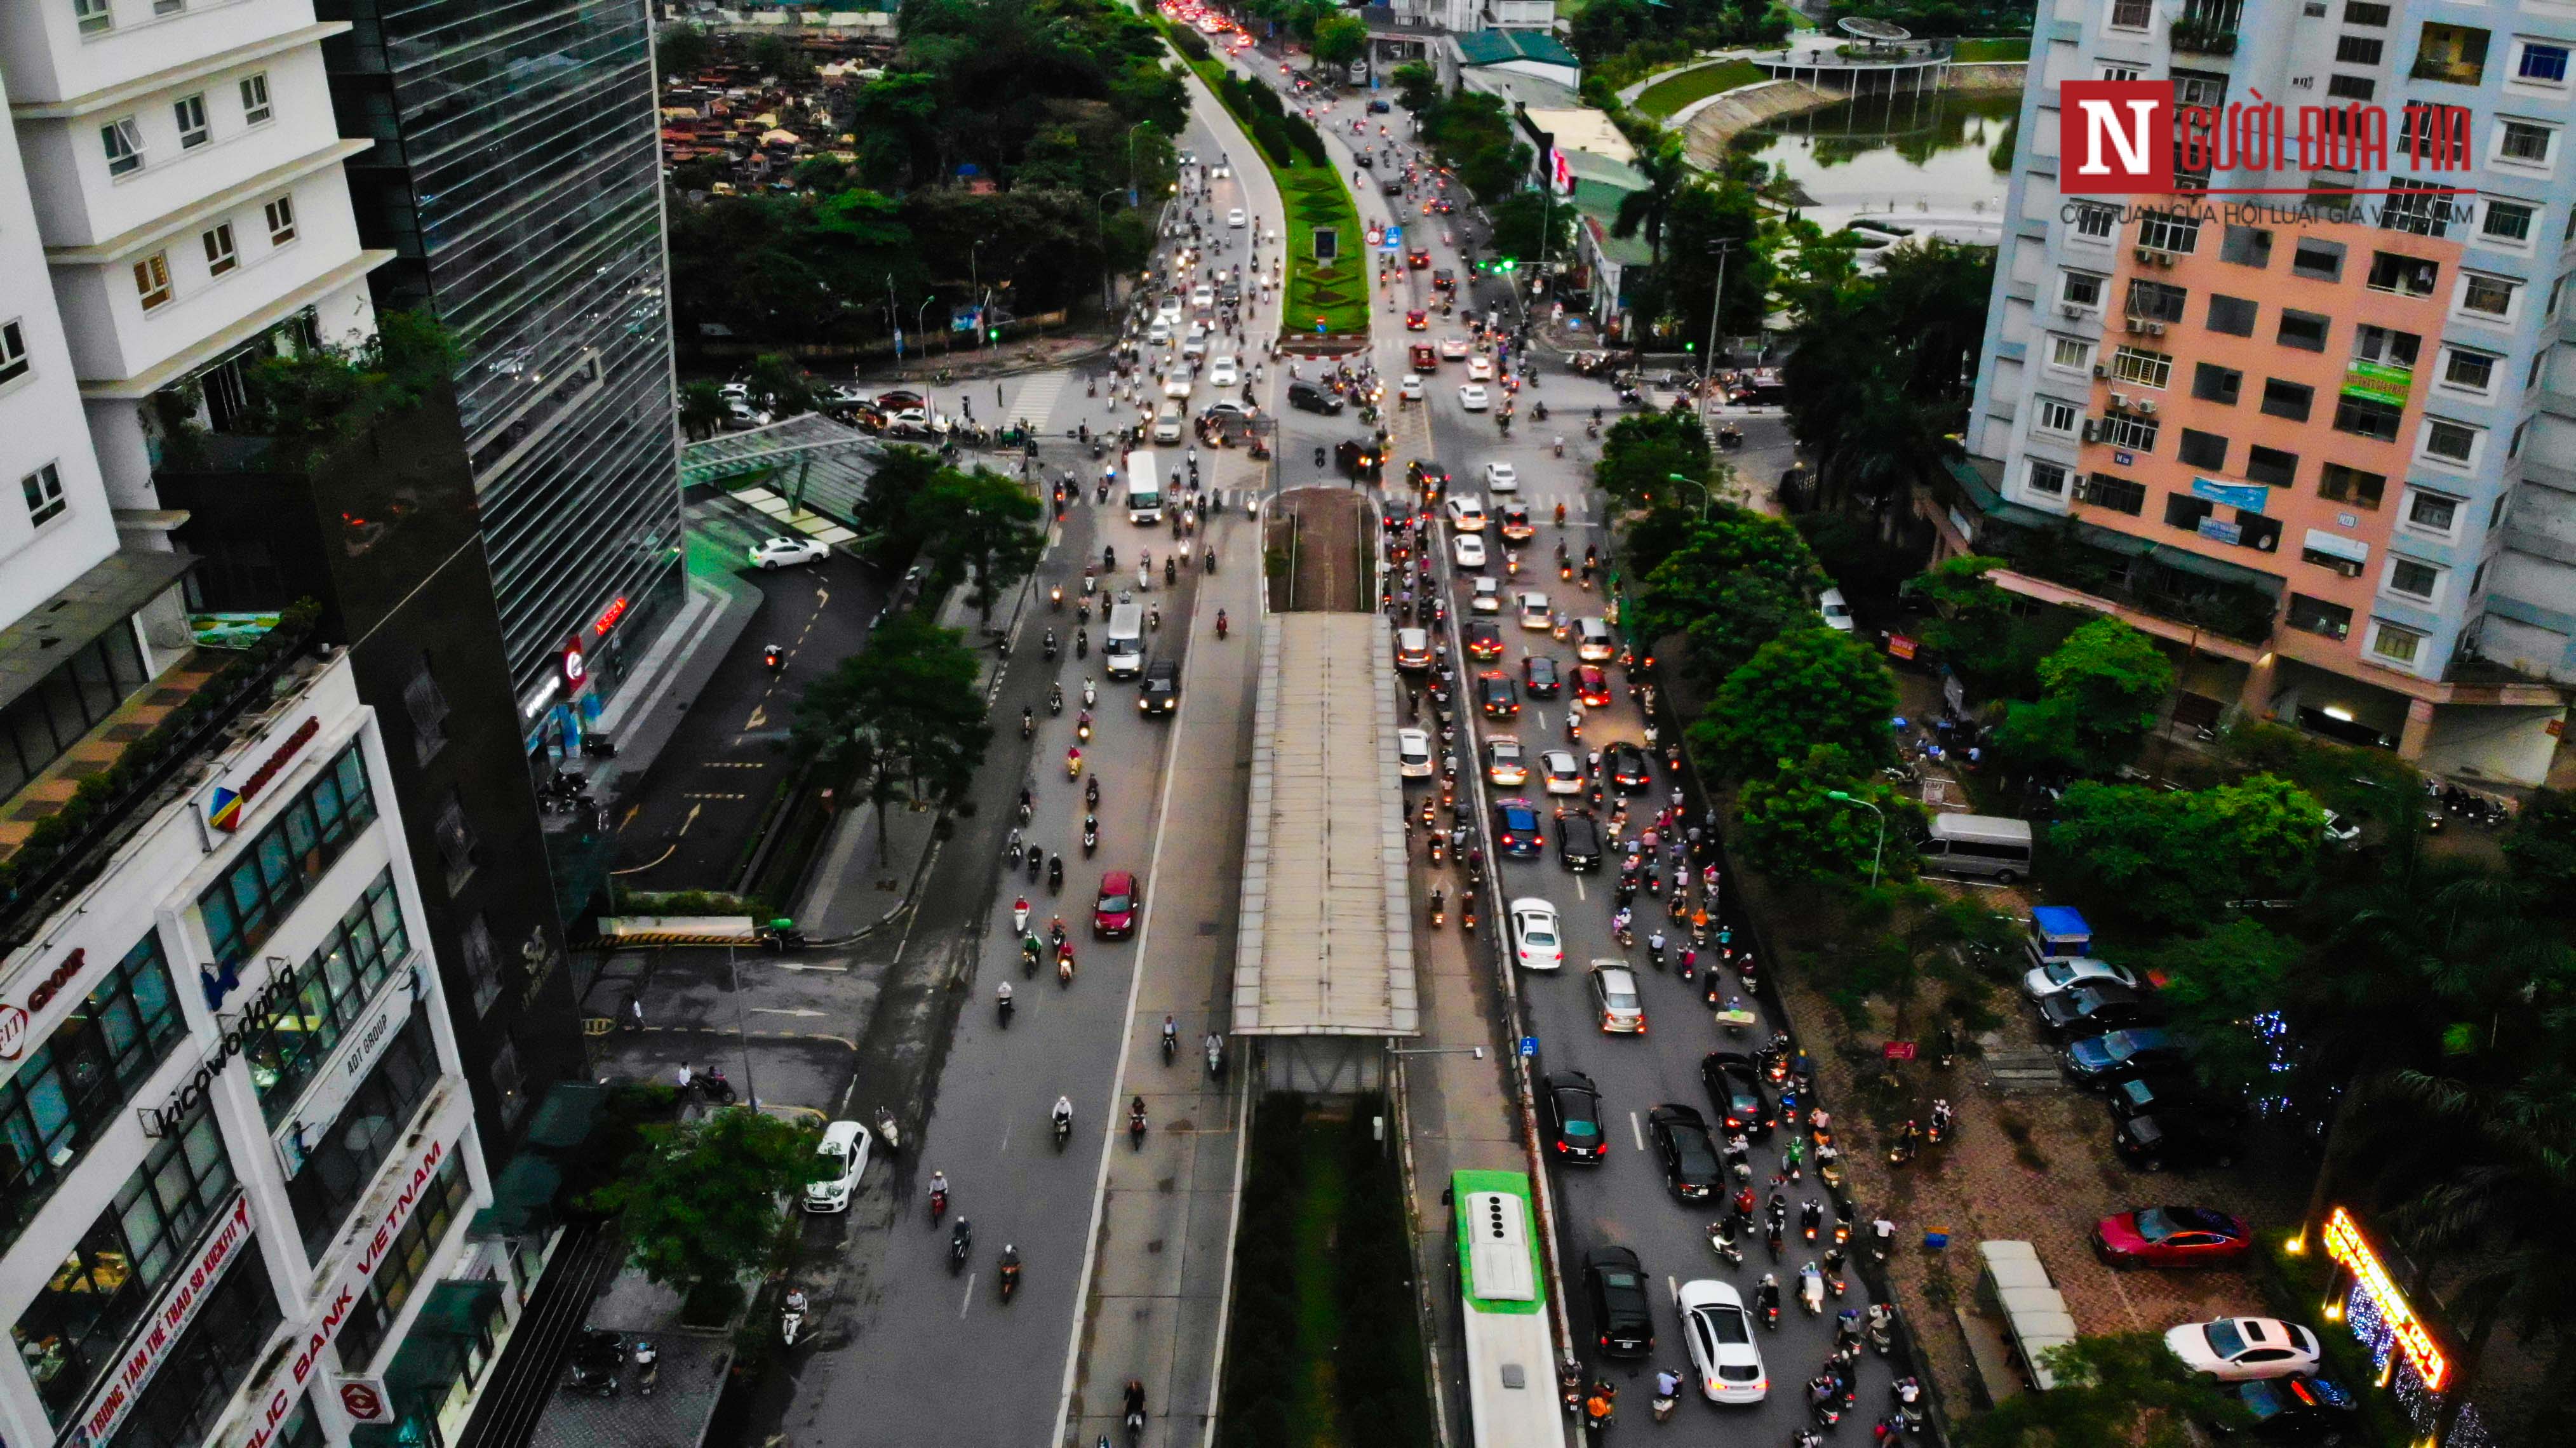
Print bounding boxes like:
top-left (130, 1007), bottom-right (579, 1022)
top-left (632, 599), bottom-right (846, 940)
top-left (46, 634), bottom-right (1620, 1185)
top-left (1096, 189), bottom-right (1125, 314)
top-left (919, 297), bottom-right (937, 356)
top-left (1661, 472), bottom-right (1715, 520)
top-left (1825, 790), bottom-right (1886, 889)
top-left (1699, 239), bottom-right (1736, 433)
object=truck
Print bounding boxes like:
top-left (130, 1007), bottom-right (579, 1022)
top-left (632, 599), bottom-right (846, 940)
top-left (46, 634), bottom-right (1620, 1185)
top-left (1125, 451), bottom-right (1165, 521)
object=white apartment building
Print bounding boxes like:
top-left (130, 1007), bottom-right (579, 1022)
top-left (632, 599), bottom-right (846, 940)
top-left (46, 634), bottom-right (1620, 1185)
top-left (1947, 0), bottom-right (2575, 783)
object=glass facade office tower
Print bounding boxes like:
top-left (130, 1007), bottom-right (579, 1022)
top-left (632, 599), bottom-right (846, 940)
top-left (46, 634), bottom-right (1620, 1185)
top-left (319, 0), bottom-right (685, 754)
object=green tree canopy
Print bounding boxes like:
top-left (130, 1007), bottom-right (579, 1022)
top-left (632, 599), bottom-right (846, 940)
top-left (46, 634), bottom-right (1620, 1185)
top-left (792, 613), bottom-right (994, 851)
top-left (1593, 408), bottom-right (1714, 515)
top-left (1390, 61), bottom-right (1440, 112)
top-left (1310, 12), bottom-right (1367, 64)
top-left (1697, 629), bottom-right (1899, 779)
top-left (1960, 1332), bottom-right (2246, 1448)
top-left (1996, 617), bottom-right (2174, 775)
top-left (2124, 918), bottom-right (2300, 1097)
top-left (593, 1109), bottom-right (821, 1297)
top-left (2047, 774), bottom-right (2323, 929)
top-left (1735, 744), bottom-right (1922, 885)
top-left (911, 467), bottom-right (1046, 621)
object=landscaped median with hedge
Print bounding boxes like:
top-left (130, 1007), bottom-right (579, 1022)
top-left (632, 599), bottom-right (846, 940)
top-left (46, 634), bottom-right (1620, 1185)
top-left (1162, 22), bottom-right (1372, 340)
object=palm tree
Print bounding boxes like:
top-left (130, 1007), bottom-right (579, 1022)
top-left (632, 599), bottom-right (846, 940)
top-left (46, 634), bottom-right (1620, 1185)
top-left (1611, 132), bottom-right (1692, 272)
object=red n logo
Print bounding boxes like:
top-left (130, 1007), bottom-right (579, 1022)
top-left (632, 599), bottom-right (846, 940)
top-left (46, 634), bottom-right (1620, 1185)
top-left (2060, 82), bottom-right (2175, 194)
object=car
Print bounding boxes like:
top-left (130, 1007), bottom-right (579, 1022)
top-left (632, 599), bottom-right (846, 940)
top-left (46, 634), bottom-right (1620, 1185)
top-left (1541, 1071), bottom-right (1607, 1163)
top-left (2116, 1109), bottom-right (2243, 1171)
top-left (2023, 956), bottom-right (2142, 1002)
top-left (1155, 297), bottom-right (1184, 324)
top-left (1467, 356), bottom-right (1496, 382)
top-left (1407, 459), bottom-right (1452, 495)
top-left (2106, 1069), bottom-right (2228, 1125)
top-left (1465, 620), bottom-right (1504, 659)
top-left (1139, 660), bottom-right (1180, 716)
top-left (1162, 372), bottom-right (1194, 399)
top-left (723, 399), bottom-right (773, 429)
top-left (1510, 897), bottom-right (1564, 971)
top-left (1152, 401), bottom-right (1183, 444)
top-left (1405, 309), bottom-right (1428, 330)
top-left (1591, 963), bottom-right (1647, 1033)
top-left (1499, 504), bottom-right (1535, 542)
top-left (1470, 577), bottom-right (1502, 613)
top-left (1817, 587), bottom-right (1855, 633)
top-left (1092, 869), bottom-right (1141, 939)
top-left (1368, 97), bottom-right (1392, 112)
top-left (1440, 336), bottom-right (1471, 359)
top-left (2067, 1028), bottom-right (2192, 1089)
top-left (1452, 533), bottom-right (1488, 569)
top-left (803, 1119), bottom-right (873, 1212)
top-left (1522, 655), bottom-right (1561, 697)
top-left (1399, 373), bottom-right (1424, 401)
top-left (1432, 267), bottom-right (1456, 293)
top-left (1485, 737), bottom-right (1529, 786)
top-left (1484, 461), bottom-right (1520, 493)
top-left (1678, 1279), bottom-right (1767, 1404)
top-left (1146, 321), bottom-right (1173, 347)
top-left (1583, 1246), bottom-right (1656, 1358)
top-left (1476, 671), bottom-right (1520, 718)
top-left (1407, 247), bottom-right (1432, 270)
top-left (1393, 627), bottom-right (1433, 671)
top-left (1397, 727), bottom-right (1435, 779)
top-left (1353, 151), bottom-right (1374, 168)
top-left (2213, 1376), bottom-right (2359, 1444)
top-left (1648, 1104), bottom-right (1722, 1198)
top-left (1446, 494), bottom-right (1488, 532)
top-left (1191, 285), bottom-right (1215, 309)
top-left (1458, 384), bottom-right (1491, 411)
top-left (2094, 1207), bottom-right (2253, 1268)
top-left (1605, 742), bottom-right (1653, 794)
top-left (1493, 797), bottom-right (1543, 857)
top-left (1558, 809), bottom-right (1604, 871)
top-left (1574, 665), bottom-right (1612, 709)
top-left (748, 537), bottom-right (831, 568)
top-left (2037, 981), bottom-right (2166, 1042)
top-left (1181, 325), bottom-right (1210, 358)
top-left (1541, 750), bottom-right (1583, 796)
top-left (1228, 207), bottom-right (1247, 227)
top-left (1518, 592), bottom-right (1553, 631)
top-left (1208, 356), bottom-right (1239, 387)
top-left (1575, 618), bottom-right (1616, 660)
top-left (1698, 1051), bottom-right (1774, 1139)
top-left (1286, 380), bottom-right (1345, 414)
top-left (1381, 178), bottom-right (1404, 196)
top-left (2165, 1318), bottom-right (2323, 1381)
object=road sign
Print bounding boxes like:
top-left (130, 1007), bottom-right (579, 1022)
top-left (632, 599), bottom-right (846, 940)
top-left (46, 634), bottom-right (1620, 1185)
top-left (1520, 1036), bottom-right (1538, 1058)
top-left (1882, 1041), bottom-right (1917, 1061)
top-left (1383, 224), bottom-right (1402, 246)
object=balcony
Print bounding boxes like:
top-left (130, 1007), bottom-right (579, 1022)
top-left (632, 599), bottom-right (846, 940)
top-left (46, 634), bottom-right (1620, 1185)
top-left (2170, 19), bottom-right (2239, 55)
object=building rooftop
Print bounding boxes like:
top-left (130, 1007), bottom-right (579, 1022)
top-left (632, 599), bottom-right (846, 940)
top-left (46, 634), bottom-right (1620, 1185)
top-left (1454, 27), bottom-right (1581, 69)
top-left (1523, 107), bottom-right (1637, 165)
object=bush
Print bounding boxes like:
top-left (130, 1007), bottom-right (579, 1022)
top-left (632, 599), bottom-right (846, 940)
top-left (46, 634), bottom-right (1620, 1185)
top-left (1170, 23), bottom-right (1211, 59)
top-left (1281, 110), bottom-right (1330, 168)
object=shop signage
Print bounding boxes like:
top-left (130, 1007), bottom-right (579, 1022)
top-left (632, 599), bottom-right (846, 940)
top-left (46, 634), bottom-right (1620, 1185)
top-left (591, 595), bottom-right (629, 637)
top-left (2342, 358), bottom-right (2412, 405)
top-left (2323, 1205), bottom-right (2448, 1390)
top-left (560, 638), bottom-right (587, 691)
top-left (139, 974), bottom-right (299, 1136)
top-left (2197, 517), bottom-right (2243, 545)
top-left (2191, 477), bottom-right (2271, 513)
top-left (274, 971), bottom-right (417, 1178)
top-left (335, 1377), bottom-right (391, 1425)
top-left (1882, 1041), bottom-right (1916, 1060)
top-left (0, 948), bottom-right (88, 1059)
top-left (69, 1193), bottom-right (253, 1448)
top-left (1886, 634), bottom-right (1918, 661)
top-left (205, 717), bottom-right (321, 835)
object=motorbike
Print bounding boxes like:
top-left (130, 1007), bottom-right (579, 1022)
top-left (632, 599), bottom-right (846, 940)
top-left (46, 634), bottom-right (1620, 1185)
top-left (1066, 748), bottom-right (1083, 779)
top-left (1054, 1110), bottom-right (1074, 1150)
top-left (1013, 898), bottom-right (1030, 934)
top-left (632, 1341), bottom-right (658, 1398)
top-left (1083, 678), bottom-right (1097, 707)
top-left (998, 990), bottom-right (1015, 1027)
top-left (1129, 1106), bottom-right (1149, 1149)
top-left (1021, 711), bottom-right (1035, 740)
top-left (1926, 1100), bottom-right (1954, 1146)
top-left (1708, 1219), bottom-right (1744, 1267)
top-left (781, 1292), bottom-right (809, 1347)
top-left (1808, 1377), bottom-right (1842, 1430)
top-left (1083, 815), bottom-right (1099, 855)
top-left (1207, 1033), bottom-right (1226, 1077)
top-left (948, 1219), bottom-right (974, 1275)
top-left (1050, 684), bottom-right (1064, 716)
top-left (1058, 946), bottom-right (1077, 985)
top-left (1891, 1377), bottom-right (1925, 1435)
top-left (1888, 1120), bottom-right (1921, 1167)
top-left (1867, 1304), bottom-right (1896, 1356)
top-left (1799, 1262), bottom-right (1825, 1315)
top-left (998, 1249), bottom-right (1023, 1303)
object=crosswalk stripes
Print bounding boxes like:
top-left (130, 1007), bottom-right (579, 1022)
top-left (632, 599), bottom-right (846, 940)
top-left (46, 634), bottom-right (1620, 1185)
top-left (1009, 372), bottom-right (1070, 433)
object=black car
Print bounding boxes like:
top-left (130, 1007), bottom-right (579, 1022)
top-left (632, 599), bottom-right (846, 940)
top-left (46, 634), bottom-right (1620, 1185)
top-left (1543, 1071), bottom-right (1606, 1163)
top-left (1476, 672), bottom-right (1520, 719)
top-left (2214, 1376), bottom-right (2359, 1444)
top-left (2106, 1068), bottom-right (2218, 1123)
top-left (1521, 655), bottom-right (1560, 697)
top-left (1354, 151), bottom-right (1374, 169)
top-left (1465, 620), bottom-right (1504, 660)
top-left (1139, 660), bottom-right (1180, 716)
top-left (2064, 1029), bottom-right (2192, 1090)
top-left (1557, 809), bottom-right (1604, 871)
top-left (1407, 459), bottom-right (1452, 496)
top-left (1583, 1245), bottom-right (1656, 1357)
top-left (1286, 380), bottom-right (1344, 415)
top-left (1698, 1051), bottom-right (1773, 1141)
top-left (1492, 798), bottom-right (1543, 858)
top-left (1380, 178), bottom-right (1404, 196)
top-left (1431, 268), bottom-right (1456, 292)
top-left (1367, 98), bottom-right (1392, 112)
top-left (2037, 981), bottom-right (2166, 1043)
top-left (1604, 742), bottom-right (1653, 794)
top-left (1647, 1105), bottom-right (1724, 1201)
top-left (2114, 1108), bottom-right (2243, 1171)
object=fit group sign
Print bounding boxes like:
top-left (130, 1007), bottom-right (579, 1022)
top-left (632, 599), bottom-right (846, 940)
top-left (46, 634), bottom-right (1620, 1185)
top-left (2060, 81), bottom-right (2476, 196)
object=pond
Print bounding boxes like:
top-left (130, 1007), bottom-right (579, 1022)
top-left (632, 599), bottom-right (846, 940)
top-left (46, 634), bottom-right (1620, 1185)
top-left (1730, 91), bottom-right (2019, 220)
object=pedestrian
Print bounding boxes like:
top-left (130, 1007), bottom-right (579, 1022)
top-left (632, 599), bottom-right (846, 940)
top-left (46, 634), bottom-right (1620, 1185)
top-left (1871, 1216), bottom-right (1896, 1261)
top-left (624, 993), bottom-right (644, 1032)
top-left (676, 1061), bottom-right (694, 1094)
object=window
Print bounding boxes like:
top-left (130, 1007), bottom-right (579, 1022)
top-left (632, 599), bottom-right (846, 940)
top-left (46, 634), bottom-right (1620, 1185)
top-left (2036, 398), bottom-right (2080, 435)
top-left (2138, 210), bottom-right (2202, 254)
top-left (74, 0), bottom-right (112, 33)
top-left (2509, 422), bottom-right (2528, 459)
top-left (2027, 459), bottom-right (2069, 497)
top-left (287, 1013), bottom-right (439, 1258)
top-left (2344, 1), bottom-right (2387, 23)
top-left (133, 251), bottom-right (173, 311)
top-left (2382, 180), bottom-right (2457, 237)
top-left (2110, 0), bottom-right (2152, 29)
top-left (264, 194), bottom-right (297, 245)
top-left (2460, 274), bottom-right (2518, 318)
top-left (2353, 324), bottom-right (2420, 368)
top-left (2366, 251), bottom-right (2438, 296)
top-left (403, 654), bottom-right (450, 764)
top-left (2422, 419), bottom-right (2478, 464)
top-left (2288, 594), bottom-right (2355, 638)
top-left (173, 93), bottom-right (208, 150)
top-left (2193, 363), bottom-right (2243, 404)
top-left (2328, 74), bottom-right (2377, 102)
top-left (2441, 349), bottom-right (2497, 392)
top-left (2291, 239), bottom-right (2347, 280)
top-left (2333, 394), bottom-right (2404, 440)
top-left (91, 1250), bottom-right (278, 1448)
top-left (2497, 121), bottom-right (2554, 166)
top-left (2126, 278), bottom-right (2187, 322)
top-left (2207, 294), bottom-right (2258, 335)
top-left (2370, 620), bottom-right (2425, 666)
top-left (334, 1153), bottom-right (470, 1368)
top-left (9, 1092), bottom-right (236, 1425)
top-left (2246, 446), bottom-right (2300, 488)
top-left (22, 462), bottom-right (67, 526)
top-left (2388, 558), bottom-right (2441, 600)
top-left (0, 318), bottom-right (25, 387)
top-left (102, 116), bottom-right (143, 176)
top-left (2262, 378), bottom-right (2316, 420)
top-left (2277, 309), bottom-right (2330, 351)
top-left (2481, 200), bottom-right (2535, 244)
top-left (2320, 463), bottom-right (2387, 509)
top-left (2408, 490), bottom-right (2461, 532)
top-left (197, 742), bottom-right (377, 966)
top-left (2072, 203), bottom-right (2118, 239)
top-left (461, 913), bottom-right (504, 1014)
top-left (2062, 272), bottom-right (2105, 308)
top-left (2112, 347), bottom-right (2173, 388)
top-left (2049, 336), bottom-right (2092, 372)
top-left (2178, 429), bottom-right (2229, 469)
top-left (2335, 35), bottom-right (2384, 65)
top-left (2104, 413), bottom-right (2160, 451)
top-left (2413, 22), bottom-right (2490, 84)
top-left (2078, 473), bottom-right (2147, 514)
top-left (2172, 70), bottom-right (2227, 109)
top-left (200, 222), bottom-right (237, 278)
top-left (2220, 225), bottom-right (2273, 267)
top-left (433, 787), bottom-right (479, 890)
top-left (2165, 493), bottom-right (2217, 532)
top-left (239, 73), bottom-right (272, 125)
top-left (2521, 42), bottom-right (2572, 83)
top-left (0, 935), bottom-right (185, 1240)
top-left (152, 0), bottom-right (182, 11)
top-left (243, 871), bottom-right (411, 1123)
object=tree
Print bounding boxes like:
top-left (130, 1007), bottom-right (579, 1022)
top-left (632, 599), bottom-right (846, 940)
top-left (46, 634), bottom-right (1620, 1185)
top-left (1487, 190), bottom-right (1574, 269)
top-left (1909, 554), bottom-right (2016, 668)
top-left (1593, 408), bottom-right (1712, 515)
top-left (2128, 918), bottom-right (2300, 1097)
top-left (678, 380), bottom-right (730, 442)
top-left (593, 1108), bottom-right (820, 1301)
top-left (1610, 131), bottom-right (1691, 270)
top-left (1735, 745), bottom-right (1920, 885)
top-left (655, 23), bottom-right (711, 83)
top-left (1697, 629), bottom-right (1898, 779)
top-left (1310, 12), bottom-right (1367, 65)
top-left (2502, 788), bottom-right (2576, 913)
top-left (747, 353), bottom-right (819, 420)
top-left (1996, 618), bottom-right (2173, 775)
top-left (910, 467), bottom-right (1045, 622)
top-left (792, 613), bottom-right (993, 852)
top-left (1632, 505), bottom-right (1818, 648)
top-left (2046, 775), bottom-right (2321, 930)
top-left (1960, 1333), bottom-right (2247, 1448)
top-left (1390, 61), bottom-right (1440, 113)
top-left (850, 445), bottom-right (943, 561)
top-left (1677, 575), bottom-right (1813, 692)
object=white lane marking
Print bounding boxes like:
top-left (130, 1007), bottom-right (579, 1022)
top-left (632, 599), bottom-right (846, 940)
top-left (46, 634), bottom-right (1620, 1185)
top-left (1630, 1111), bottom-right (1646, 1152)
top-left (1573, 875), bottom-right (1586, 902)
top-left (960, 1274), bottom-right (977, 1317)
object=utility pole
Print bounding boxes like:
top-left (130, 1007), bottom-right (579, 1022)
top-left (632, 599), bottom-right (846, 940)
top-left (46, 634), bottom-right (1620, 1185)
top-left (1699, 238), bottom-right (1735, 434)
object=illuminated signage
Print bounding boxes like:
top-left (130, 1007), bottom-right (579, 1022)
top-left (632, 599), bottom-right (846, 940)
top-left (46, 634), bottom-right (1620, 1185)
top-left (71, 1194), bottom-right (254, 1448)
top-left (206, 717), bottom-right (321, 833)
top-left (560, 638), bottom-right (588, 690)
top-left (2323, 1205), bottom-right (2448, 1390)
top-left (0, 948), bottom-right (89, 1059)
top-left (592, 595), bottom-right (630, 636)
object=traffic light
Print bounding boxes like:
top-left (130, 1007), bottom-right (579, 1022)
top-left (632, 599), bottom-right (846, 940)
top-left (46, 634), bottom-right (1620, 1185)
top-left (1496, 257), bottom-right (1517, 272)
top-left (988, 328), bottom-right (1002, 342)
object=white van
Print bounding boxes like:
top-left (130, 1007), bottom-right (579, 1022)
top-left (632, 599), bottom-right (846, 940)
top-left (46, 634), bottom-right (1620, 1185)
top-left (1103, 601), bottom-right (1147, 678)
top-left (1919, 813), bottom-right (2034, 884)
top-left (1127, 452), bottom-right (1166, 524)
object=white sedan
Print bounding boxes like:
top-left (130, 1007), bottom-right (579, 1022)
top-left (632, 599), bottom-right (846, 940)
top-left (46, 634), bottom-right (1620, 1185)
top-left (1485, 737), bottom-right (1528, 786)
top-left (1679, 1280), bottom-right (1767, 1403)
top-left (1227, 207), bottom-right (1247, 227)
top-left (1208, 356), bottom-right (1240, 388)
top-left (1541, 750), bottom-right (1583, 796)
top-left (1451, 533), bottom-right (1487, 569)
top-left (1397, 727), bottom-right (1435, 779)
top-left (1162, 372), bottom-right (1194, 400)
top-left (1440, 336), bottom-right (1471, 359)
top-left (1155, 297), bottom-right (1184, 325)
top-left (1399, 373), bottom-right (1425, 401)
top-left (1191, 285), bottom-right (1214, 309)
top-left (1510, 898), bottom-right (1563, 972)
top-left (1467, 356), bottom-right (1496, 382)
top-left (1484, 461), bottom-right (1520, 493)
top-left (1445, 493), bottom-right (1487, 532)
top-left (2022, 957), bottom-right (2140, 1002)
top-left (748, 537), bottom-right (829, 568)
top-left (1470, 577), bottom-right (1503, 613)
top-left (1458, 384), bottom-right (1491, 412)
top-left (1518, 592), bottom-right (1553, 631)
top-left (2164, 1318), bottom-right (2323, 1381)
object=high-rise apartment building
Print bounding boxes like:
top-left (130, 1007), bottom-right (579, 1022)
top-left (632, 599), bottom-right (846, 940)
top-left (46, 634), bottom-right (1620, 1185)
top-left (0, 4), bottom-right (589, 1445)
top-left (318, 0), bottom-right (688, 764)
top-left (1940, 0), bottom-right (2573, 783)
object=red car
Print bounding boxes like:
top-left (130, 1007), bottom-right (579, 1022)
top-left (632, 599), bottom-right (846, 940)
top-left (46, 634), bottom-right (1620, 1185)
top-left (1574, 665), bottom-right (1612, 709)
top-left (1404, 309), bottom-right (1428, 331)
top-left (1093, 869), bottom-right (1141, 939)
top-left (1408, 247), bottom-right (1430, 269)
top-left (2093, 1206), bottom-right (2251, 1268)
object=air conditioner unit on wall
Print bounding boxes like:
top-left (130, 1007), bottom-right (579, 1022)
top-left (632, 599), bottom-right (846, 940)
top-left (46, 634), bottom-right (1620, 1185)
top-left (2147, 321), bottom-right (2166, 335)
top-left (2137, 398), bottom-right (2159, 414)
top-left (2156, 252), bottom-right (2177, 267)
top-left (2136, 248), bottom-right (2155, 264)
top-left (2092, 363), bottom-right (2109, 378)
top-left (2082, 420), bottom-right (2100, 442)
top-left (2062, 303), bottom-right (2085, 318)
top-left (2110, 391), bottom-right (2132, 410)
